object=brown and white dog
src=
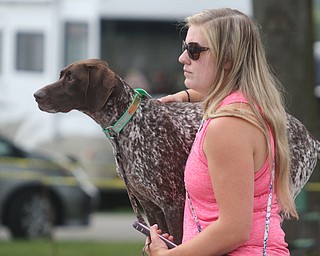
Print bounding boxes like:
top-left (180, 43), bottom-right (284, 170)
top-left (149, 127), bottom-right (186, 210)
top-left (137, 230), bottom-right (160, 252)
top-left (34, 59), bottom-right (319, 244)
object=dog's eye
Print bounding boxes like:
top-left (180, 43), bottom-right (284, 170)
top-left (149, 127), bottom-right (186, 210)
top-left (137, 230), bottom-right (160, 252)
top-left (66, 74), bottom-right (74, 82)
top-left (61, 71), bottom-right (74, 84)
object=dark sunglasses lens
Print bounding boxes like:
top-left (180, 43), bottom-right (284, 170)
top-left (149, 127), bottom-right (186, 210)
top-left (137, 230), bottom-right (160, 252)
top-left (188, 43), bottom-right (201, 60)
top-left (182, 41), bottom-right (201, 60)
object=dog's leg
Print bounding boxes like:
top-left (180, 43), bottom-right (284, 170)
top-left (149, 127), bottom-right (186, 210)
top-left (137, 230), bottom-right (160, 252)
top-left (126, 189), bottom-right (147, 225)
top-left (141, 199), bottom-right (183, 244)
top-left (143, 202), bottom-right (167, 228)
top-left (162, 202), bottom-right (184, 244)
top-left (139, 200), bottom-right (171, 238)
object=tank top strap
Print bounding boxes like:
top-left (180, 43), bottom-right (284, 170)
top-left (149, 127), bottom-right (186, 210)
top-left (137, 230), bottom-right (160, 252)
top-left (211, 104), bottom-right (267, 139)
top-left (218, 91), bottom-right (248, 107)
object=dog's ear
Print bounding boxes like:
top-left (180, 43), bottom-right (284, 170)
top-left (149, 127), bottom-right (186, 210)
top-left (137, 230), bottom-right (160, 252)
top-left (85, 62), bottom-right (116, 112)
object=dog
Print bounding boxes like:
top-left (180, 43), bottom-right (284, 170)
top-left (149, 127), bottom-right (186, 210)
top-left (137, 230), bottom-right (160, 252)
top-left (34, 59), bottom-right (319, 244)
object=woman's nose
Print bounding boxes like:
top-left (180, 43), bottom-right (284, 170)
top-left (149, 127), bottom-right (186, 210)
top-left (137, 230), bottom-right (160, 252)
top-left (179, 50), bottom-right (190, 65)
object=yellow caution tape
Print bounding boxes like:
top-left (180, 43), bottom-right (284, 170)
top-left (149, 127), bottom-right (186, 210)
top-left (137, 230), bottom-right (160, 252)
top-left (306, 182), bottom-right (320, 192)
top-left (91, 178), bottom-right (126, 190)
top-left (0, 169), bottom-right (125, 189)
top-left (0, 157), bottom-right (69, 169)
top-left (1, 167), bottom-right (318, 192)
top-left (0, 170), bottom-right (79, 186)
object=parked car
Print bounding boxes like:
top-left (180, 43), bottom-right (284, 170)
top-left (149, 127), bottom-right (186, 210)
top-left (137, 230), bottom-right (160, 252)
top-left (0, 135), bottom-right (99, 239)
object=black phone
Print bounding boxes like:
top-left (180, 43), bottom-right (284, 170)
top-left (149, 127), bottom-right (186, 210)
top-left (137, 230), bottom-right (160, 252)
top-left (132, 221), bottom-right (177, 249)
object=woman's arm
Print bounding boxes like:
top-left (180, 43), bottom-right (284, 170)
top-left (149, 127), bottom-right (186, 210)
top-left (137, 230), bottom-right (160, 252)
top-left (148, 115), bottom-right (265, 255)
top-left (196, 117), bottom-right (256, 254)
top-left (158, 89), bottom-right (204, 103)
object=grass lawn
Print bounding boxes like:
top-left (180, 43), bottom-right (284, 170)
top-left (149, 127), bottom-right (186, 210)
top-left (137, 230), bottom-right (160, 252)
top-left (1, 239), bottom-right (320, 256)
top-left (0, 240), bottom-right (144, 256)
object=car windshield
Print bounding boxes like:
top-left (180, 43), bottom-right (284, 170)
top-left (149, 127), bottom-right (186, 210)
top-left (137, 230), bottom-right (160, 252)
top-left (0, 139), bottom-right (23, 157)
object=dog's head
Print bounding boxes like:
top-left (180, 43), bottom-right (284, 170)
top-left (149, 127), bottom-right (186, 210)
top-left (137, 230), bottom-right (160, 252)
top-left (34, 59), bottom-right (118, 113)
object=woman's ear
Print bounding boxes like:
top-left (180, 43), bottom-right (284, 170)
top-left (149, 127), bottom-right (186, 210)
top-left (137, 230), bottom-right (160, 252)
top-left (223, 54), bottom-right (232, 70)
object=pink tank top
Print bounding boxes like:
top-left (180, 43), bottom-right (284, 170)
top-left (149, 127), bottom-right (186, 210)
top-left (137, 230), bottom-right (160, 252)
top-left (182, 91), bottom-right (289, 255)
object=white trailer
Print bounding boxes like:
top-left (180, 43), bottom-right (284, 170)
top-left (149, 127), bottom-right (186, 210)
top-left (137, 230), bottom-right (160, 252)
top-left (0, 0), bottom-right (252, 150)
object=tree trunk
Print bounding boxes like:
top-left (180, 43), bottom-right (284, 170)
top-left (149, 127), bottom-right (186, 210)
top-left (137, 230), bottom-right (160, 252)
top-left (253, 0), bottom-right (317, 134)
top-left (253, 1), bottom-right (320, 249)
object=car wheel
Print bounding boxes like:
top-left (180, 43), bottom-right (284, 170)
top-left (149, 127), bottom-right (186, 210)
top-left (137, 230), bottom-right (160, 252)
top-left (7, 189), bottom-right (55, 239)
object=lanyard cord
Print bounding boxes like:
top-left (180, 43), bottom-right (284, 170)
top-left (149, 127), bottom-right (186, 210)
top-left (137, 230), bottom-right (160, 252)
top-left (186, 191), bottom-right (202, 233)
top-left (262, 161), bottom-right (275, 256)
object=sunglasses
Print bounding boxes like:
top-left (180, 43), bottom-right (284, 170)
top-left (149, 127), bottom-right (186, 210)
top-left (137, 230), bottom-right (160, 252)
top-left (182, 41), bottom-right (209, 60)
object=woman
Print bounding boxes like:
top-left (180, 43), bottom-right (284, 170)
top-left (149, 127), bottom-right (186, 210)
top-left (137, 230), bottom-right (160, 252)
top-left (145, 8), bottom-right (298, 255)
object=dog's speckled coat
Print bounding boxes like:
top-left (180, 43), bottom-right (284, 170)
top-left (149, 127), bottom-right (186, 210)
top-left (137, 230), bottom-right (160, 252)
top-left (34, 59), bottom-right (319, 244)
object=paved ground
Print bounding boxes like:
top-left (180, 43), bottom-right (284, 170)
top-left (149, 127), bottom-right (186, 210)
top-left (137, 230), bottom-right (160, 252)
top-left (0, 212), bottom-right (145, 243)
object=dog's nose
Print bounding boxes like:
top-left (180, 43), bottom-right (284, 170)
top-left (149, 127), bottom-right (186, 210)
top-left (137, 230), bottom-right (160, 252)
top-left (33, 90), bottom-right (46, 100)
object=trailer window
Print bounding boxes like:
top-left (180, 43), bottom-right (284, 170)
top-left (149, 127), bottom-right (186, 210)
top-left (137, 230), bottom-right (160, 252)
top-left (100, 20), bottom-right (186, 94)
top-left (16, 32), bottom-right (44, 72)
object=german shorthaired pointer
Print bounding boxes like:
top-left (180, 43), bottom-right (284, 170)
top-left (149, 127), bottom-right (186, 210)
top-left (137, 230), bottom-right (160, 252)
top-left (34, 59), bottom-right (319, 244)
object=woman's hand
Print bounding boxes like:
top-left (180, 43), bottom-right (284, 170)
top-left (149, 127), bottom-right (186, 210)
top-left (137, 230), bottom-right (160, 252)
top-left (158, 94), bottom-right (184, 103)
top-left (144, 224), bottom-right (172, 256)
top-left (158, 89), bottom-right (204, 103)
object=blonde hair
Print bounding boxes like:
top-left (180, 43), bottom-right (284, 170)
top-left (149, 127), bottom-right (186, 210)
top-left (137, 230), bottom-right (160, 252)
top-left (185, 8), bottom-right (297, 219)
